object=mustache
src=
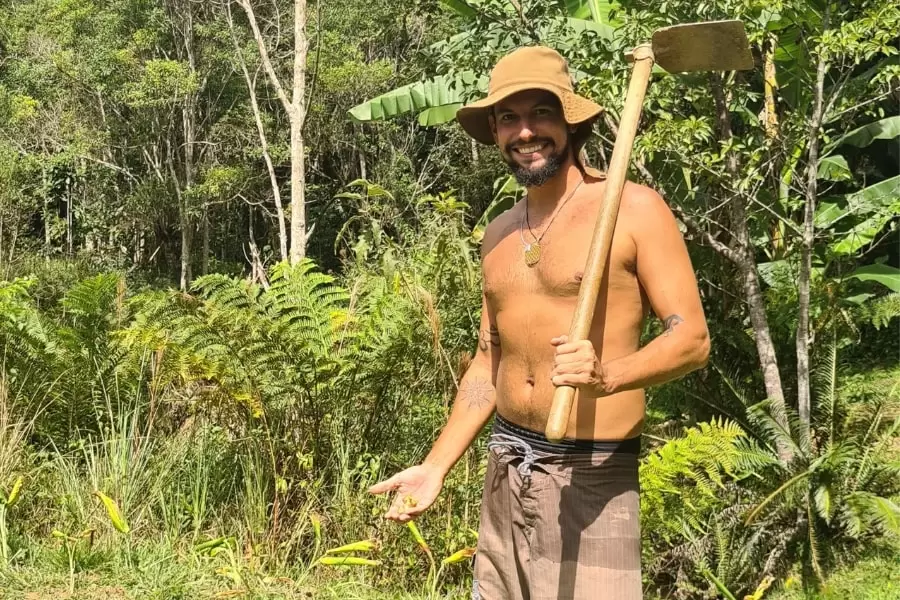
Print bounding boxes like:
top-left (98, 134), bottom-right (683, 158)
top-left (505, 138), bottom-right (554, 154)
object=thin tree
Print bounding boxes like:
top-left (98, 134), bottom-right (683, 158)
top-left (237, 0), bottom-right (308, 264)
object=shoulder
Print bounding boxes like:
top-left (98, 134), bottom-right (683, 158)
top-left (618, 181), bottom-right (678, 239)
top-left (479, 201), bottom-right (520, 259)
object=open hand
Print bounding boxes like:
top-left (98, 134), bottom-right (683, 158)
top-left (550, 335), bottom-right (608, 394)
top-left (368, 464), bottom-right (444, 523)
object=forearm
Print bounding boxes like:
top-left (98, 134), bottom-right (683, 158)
top-left (601, 320), bottom-right (710, 394)
top-left (422, 361), bottom-right (496, 478)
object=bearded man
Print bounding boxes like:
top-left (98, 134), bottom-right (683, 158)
top-left (370, 46), bottom-right (710, 600)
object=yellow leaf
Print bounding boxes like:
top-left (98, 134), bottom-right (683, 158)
top-left (317, 556), bottom-right (382, 566)
top-left (93, 491), bottom-right (130, 534)
top-left (6, 476), bottom-right (23, 506)
top-left (325, 539), bottom-right (379, 554)
top-left (441, 547), bottom-right (476, 565)
top-left (406, 521), bottom-right (430, 554)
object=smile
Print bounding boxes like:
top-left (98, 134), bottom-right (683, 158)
top-left (514, 143), bottom-right (548, 154)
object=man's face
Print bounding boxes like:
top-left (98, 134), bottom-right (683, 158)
top-left (490, 89), bottom-right (571, 187)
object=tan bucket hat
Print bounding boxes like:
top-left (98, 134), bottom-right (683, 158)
top-left (456, 46), bottom-right (603, 148)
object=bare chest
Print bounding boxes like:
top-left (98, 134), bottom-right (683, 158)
top-left (483, 208), bottom-right (638, 307)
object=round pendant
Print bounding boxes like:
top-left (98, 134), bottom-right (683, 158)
top-left (524, 242), bottom-right (541, 267)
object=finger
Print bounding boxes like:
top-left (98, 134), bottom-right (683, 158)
top-left (553, 363), bottom-right (588, 376)
top-left (552, 373), bottom-right (586, 387)
top-left (553, 352), bottom-right (584, 366)
top-left (368, 474), bottom-right (401, 494)
top-left (550, 335), bottom-right (568, 346)
top-left (554, 343), bottom-right (583, 356)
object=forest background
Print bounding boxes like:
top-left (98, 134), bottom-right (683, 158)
top-left (0, 0), bottom-right (898, 598)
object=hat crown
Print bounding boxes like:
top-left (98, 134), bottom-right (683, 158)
top-left (488, 46), bottom-right (574, 95)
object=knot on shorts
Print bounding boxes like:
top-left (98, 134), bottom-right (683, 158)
top-left (487, 433), bottom-right (536, 481)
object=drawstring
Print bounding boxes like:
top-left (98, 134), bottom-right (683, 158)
top-left (487, 433), bottom-right (537, 481)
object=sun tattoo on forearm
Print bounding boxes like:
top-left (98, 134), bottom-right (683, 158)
top-left (461, 376), bottom-right (493, 409)
top-left (663, 314), bottom-right (684, 336)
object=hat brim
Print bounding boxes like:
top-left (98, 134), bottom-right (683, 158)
top-left (456, 82), bottom-right (603, 145)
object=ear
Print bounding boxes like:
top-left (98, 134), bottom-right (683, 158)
top-left (488, 114), bottom-right (498, 142)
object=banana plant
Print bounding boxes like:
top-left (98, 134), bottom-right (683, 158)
top-left (347, 0), bottom-right (618, 128)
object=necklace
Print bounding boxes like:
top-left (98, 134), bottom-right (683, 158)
top-left (519, 177), bottom-right (584, 267)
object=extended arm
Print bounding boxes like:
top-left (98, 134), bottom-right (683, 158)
top-left (423, 293), bottom-right (499, 474)
top-left (369, 292), bottom-right (500, 521)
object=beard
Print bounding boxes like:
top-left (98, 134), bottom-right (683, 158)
top-left (503, 137), bottom-right (570, 188)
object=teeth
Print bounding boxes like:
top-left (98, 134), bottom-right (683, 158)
top-left (516, 144), bottom-right (545, 153)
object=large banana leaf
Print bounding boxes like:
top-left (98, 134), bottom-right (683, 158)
top-left (348, 73), bottom-right (481, 125)
top-left (817, 155), bottom-right (852, 181)
top-left (823, 116), bottom-right (900, 154)
top-left (472, 175), bottom-right (522, 242)
top-left (348, 17), bottom-right (615, 125)
top-left (850, 264), bottom-right (900, 293)
top-left (814, 175), bottom-right (900, 229)
top-left (558, 0), bottom-right (620, 24)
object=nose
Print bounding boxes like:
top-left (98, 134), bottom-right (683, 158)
top-left (518, 122), bottom-right (536, 141)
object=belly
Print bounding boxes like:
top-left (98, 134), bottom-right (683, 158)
top-left (493, 295), bottom-right (646, 441)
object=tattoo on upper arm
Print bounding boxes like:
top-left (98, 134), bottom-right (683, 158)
top-left (663, 314), bottom-right (684, 336)
top-left (460, 376), bottom-right (493, 409)
top-left (478, 325), bottom-right (501, 352)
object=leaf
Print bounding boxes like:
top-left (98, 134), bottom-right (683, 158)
top-left (406, 521), bottom-right (430, 554)
top-left (5, 476), bottom-right (23, 506)
top-left (815, 174), bottom-right (900, 231)
top-left (417, 103), bottom-right (463, 126)
top-left (813, 485), bottom-right (833, 524)
top-left (559, 0), bottom-right (620, 23)
top-left (317, 556), bottom-right (382, 566)
top-left (93, 491), bottom-right (130, 534)
top-left (472, 175), bottom-right (522, 241)
top-left (439, 0), bottom-right (476, 17)
top-left (849, 264), bottom-right (900, 292)
top-left (324, 539), bottom-right (379, 554)
top-left (824, 116), bottom-right (900, 153)
top-left (817, 155), bottom-right (851, 181)
top-left (442, 546), bottom-right (477, 565)
top-left (348, 74), bottom-right (474, 123)
top-left (829, 208), bottom-right (898, 256)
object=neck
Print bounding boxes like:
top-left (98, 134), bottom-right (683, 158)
top-left (525, 160), bottom-right (583, 215)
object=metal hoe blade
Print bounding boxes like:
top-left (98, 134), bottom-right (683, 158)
top-left (651, 20), bottom-right (754, 73)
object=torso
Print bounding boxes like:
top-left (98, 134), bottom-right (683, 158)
top-left (483, 176), bottom-right (649, 440)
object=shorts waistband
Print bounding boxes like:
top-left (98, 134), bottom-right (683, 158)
top-left (493, 414), bottom-right (641, 455)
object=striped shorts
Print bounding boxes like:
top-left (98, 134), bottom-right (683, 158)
top-left (473, 414), bottom-right (642, 600)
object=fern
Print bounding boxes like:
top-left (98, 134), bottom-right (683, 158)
top-left (858, 292), bottom-right (900, 329)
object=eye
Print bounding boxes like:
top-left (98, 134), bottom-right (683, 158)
top-left (534, 106), bottom-right (554, 117)
top-left (499, 113), bottom-right (516, 123)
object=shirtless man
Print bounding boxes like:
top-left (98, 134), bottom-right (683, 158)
top-left (369, 46), bottom-right (710, 600)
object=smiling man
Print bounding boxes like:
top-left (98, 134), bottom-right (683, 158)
top-left (370, 46), bottom-right (710, 600)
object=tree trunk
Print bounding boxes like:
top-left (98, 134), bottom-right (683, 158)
top-left (357, 123), bottom-right (367, 180)
top-left (180, 214), bottom-right (192, 290)
top-left (797, 15), bottom-right (830, 431)
top-left (710, 76), bottom-right (793, 462)
top-left (201, 206), bottom-right (210, 275)
top-left (289, 0), bottom-right (308, 264)
top-left (227, 6), bottom-right (288, 261)
top-left (181, 5), bottom-right (197, 288)
top-left (763, 33), bottom-right (779, 141)
top-left (239, 0), bottom-right (308, 264)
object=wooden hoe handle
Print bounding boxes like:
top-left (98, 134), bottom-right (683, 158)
top-left (544, 46), bottom-right (656, 443)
